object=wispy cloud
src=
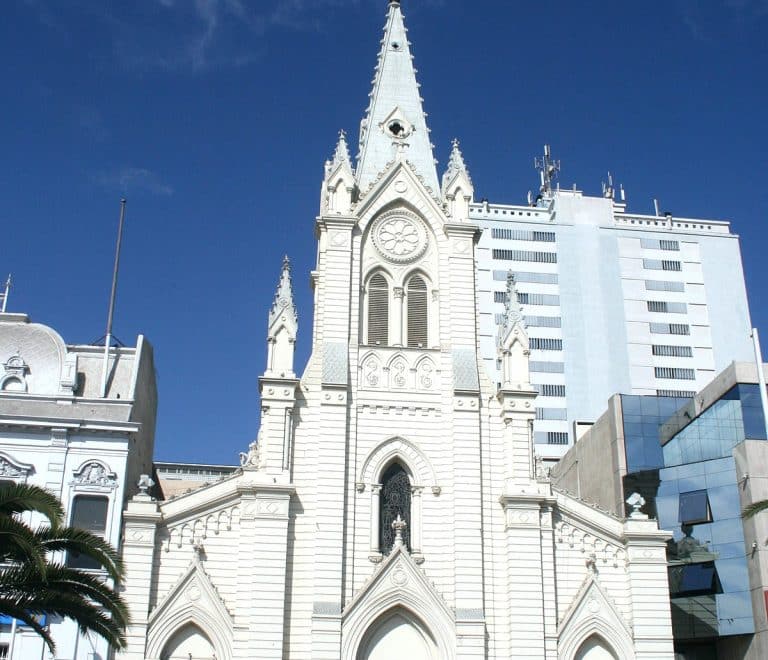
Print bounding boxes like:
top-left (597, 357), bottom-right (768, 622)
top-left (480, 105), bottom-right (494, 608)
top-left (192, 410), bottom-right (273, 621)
top-left (94, 167), bottom-right (174, 196)
top-left (23, 0), bottom-right (367, 74)
top-left (77, 106), bottom-right (110, 142)
top-left (677, 0), bottom-right (768, 40)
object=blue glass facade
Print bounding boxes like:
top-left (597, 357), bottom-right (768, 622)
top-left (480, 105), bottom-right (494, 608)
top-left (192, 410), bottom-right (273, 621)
top-left (620, 385), bottom-right (767, 643)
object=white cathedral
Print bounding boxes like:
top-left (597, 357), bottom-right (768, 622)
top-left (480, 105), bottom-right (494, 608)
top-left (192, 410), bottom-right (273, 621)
top-left (1, 2), bottom-right (680, 659)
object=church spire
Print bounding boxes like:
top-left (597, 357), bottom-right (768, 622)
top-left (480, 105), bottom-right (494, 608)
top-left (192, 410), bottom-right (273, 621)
top-left (265, 256), bottom-right (298, 378)
top-left (325, 130), bottom-right (352, 177)
top-left (356, 1), bottom-right (439, 195)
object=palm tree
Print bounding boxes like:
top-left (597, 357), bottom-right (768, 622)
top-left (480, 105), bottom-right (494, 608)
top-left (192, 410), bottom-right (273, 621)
top-left (0, 483), bottom-right (129, 653)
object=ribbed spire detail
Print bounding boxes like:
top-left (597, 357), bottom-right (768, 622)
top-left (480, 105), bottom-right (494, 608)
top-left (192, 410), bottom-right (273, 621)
top-left (441, 138), bottom-right (472, 194)
top-left (325, 129), bottom-right (352, 177)
top-left (356, 2), bottom-right (438, 194)
top-left (269, 255), bottom-right (298, 329)
top-left (499, 272), bottom-right (525, 337)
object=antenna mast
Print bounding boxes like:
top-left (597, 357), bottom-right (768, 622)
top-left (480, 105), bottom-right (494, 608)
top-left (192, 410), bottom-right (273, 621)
top-left (0, 275), bottom-right (11, 313)
top-left (534, 144), bottom-right (560, 199)
top-left (100, 199), bottom-right (127, 398)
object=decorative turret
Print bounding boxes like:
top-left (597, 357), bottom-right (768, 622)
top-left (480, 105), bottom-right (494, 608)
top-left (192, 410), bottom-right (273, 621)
top-left (497, 272), bottom-right (532, 391)
top-left (322, 130), bottom-right (356, 215)
top-left (266, 256), bottom-right (298, 378)
top-left (441, 139), bottom-right (474, 222)
top-left (356, 0), bottom-right (439, 195)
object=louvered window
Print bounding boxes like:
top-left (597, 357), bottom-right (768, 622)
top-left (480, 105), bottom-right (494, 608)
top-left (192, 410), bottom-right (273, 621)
top-left (367, 274), bottom-right (389, 346)
top-left (407, 275), bottom-right (428, 348)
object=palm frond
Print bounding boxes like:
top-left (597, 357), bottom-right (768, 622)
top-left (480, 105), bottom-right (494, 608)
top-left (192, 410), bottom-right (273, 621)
top-left (0, 516), bottom-right (47, 574)
top-left (36, 527), bottom-right (124, 580)
top-left (0, 599), bottom-right (56, 652)
top-left (743, 499), bottom-right (768, 519)
top-left (0, 483), bottom-right (63, 525)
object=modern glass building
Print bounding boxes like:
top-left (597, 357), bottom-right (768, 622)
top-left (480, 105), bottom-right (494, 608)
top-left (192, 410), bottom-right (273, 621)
top-left (552, 362), bottom-right (768, 659)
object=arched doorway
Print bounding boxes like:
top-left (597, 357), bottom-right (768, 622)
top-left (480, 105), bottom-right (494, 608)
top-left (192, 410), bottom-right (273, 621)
top-left (575, 635), bottom-right (618, 660)
top-left (160, 623), bottom-right (217, 660)
top-left (357, 608), bottom-right (437, 660)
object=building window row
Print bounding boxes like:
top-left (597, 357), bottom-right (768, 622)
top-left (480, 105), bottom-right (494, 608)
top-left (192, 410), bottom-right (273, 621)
top-left (538, 383), bottom-right (566, 397)
top-left (641, 238), bottom-right (680, 251)
top-left (536, 407), bottom-right (568, 421)
top-left (529, 361), bottom-right (565, 373)
top-left (534, 431), bottom-right (569, 445)
top-left (493, 313), bottom-right (562, 328)
top-left (652, 344), bottom-right (693, 357)
top-left (645, 279), bottom-right (685, 292)
top-left (647, 300), bottom-right (688, 314)
top-left (530, 337), bottom-right (563, 351)
top-left (518, 292), bottom-right (560, 306)
top-left (650, 322), bottom-right (690, 335)
top-left (494, 291), bottom-right (560, 306)
top-left (655, 367), bottom-right (696, 380)
top-left (656, 389), bottom-right (696, 397)
top-left (492, 249), bottom-right (557, 263)
top-left (643, 258), bottom-right (682, 271)
top-left (492, 270), bottom-right (559, 284)
top-left (491, 228), bottom-right (556, 242)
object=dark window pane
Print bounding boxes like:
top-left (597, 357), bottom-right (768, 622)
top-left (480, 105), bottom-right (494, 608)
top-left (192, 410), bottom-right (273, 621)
top-left (679, 490), bottom-right (711, 525)
top-left (66, 496), bottom-right (108, 570)
top-left (379, 463), bottom-right (410, 554)
top-left (669, 562), bottom-right (722, 597)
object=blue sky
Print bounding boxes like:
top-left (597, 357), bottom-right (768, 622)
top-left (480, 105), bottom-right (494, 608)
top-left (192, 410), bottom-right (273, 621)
top-left (3, 0), bottom-right (768, 464)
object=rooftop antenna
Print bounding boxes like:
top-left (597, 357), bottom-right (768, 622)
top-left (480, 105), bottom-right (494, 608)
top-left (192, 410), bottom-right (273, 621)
top-left (100, 199), bottom-right (127, 399)
top-left (653, 198), bottom-right (660, 217)
top-left (0, 275), bottom-right (11, 313)
top-left (534, 144), bottom-right (560, 198)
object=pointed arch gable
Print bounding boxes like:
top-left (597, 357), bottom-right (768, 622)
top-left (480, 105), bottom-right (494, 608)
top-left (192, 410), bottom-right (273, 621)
top-left (360, 436), bottom-right (437, 488)
top-left (558, 576), bottom-right (634, 660)
top-left (341, 546), bottom-right (455, 660)
top-left (355, 162), bottom-right (446, 236)
top-left (145, 556), bottom-right (233, 660)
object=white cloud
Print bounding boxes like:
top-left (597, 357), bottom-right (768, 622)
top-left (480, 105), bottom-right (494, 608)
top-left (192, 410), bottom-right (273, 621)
top-left (94, 167), bottom-right (174, 196)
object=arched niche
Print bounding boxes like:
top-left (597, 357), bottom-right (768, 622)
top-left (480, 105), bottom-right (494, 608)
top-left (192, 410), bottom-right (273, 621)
top-left (356, 608), bottom-right (438, 660)
top-left (160, 623), bottom-right (216, 660)
top-left (574, 634), bottom-right (618, 660)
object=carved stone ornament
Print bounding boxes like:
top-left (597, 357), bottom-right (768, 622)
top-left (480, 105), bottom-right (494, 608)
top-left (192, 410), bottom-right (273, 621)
top-left (0, 454), bottom-right (32, 479)
top-left (370, 210), bottom-right (428, 264)
top-left (239, 432), bottom-right (264, 471)
top-left (73, 461), bottom-right (117, 489)
top-left (1, 352), bottom-right (29, 392)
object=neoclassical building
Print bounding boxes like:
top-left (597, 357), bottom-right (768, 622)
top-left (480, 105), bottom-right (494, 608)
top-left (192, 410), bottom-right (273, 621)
top-left (116, 3), bottom-right (676, 659)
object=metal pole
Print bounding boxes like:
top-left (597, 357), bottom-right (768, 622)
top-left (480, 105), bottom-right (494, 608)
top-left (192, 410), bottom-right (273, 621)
top-left (751, 328), bottom-right (768, 440)
top-left (100, 199), bottom-right (127, 398)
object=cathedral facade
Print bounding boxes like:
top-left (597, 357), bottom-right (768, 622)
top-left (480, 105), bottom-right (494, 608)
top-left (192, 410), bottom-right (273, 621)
top-left (117, 3), bottom-right (675, 659)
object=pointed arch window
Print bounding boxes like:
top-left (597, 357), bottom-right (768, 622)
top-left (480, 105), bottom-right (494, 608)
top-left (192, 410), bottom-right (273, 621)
top-left (406, 275), bottom-right (428, 348)
top-left (367, 273), bottom-right (389, 346)
top-left (379, 462), bottom-right (411, 553)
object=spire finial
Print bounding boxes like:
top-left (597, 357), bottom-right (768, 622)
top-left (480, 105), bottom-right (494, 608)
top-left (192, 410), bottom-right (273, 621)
top-left (498, 271), bottom-right (525, 337)
top-left (442, 138), bottom-right (472, 194)
top-left (269, 255), bottom-right (298, 329)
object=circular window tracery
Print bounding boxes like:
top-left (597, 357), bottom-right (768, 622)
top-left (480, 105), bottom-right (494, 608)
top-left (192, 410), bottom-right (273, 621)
top-left (370, 210), bottom-right (428, 264)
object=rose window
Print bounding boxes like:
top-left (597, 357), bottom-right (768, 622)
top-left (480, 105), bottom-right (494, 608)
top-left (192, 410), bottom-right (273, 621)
top-left (371, 211), bottom-right (428, 263)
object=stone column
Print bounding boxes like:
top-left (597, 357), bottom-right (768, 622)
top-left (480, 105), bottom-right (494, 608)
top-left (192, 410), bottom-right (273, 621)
top-left (392, 286), bottom-right (404, 346)
top-left (118, 493), bottom-right (161, 660)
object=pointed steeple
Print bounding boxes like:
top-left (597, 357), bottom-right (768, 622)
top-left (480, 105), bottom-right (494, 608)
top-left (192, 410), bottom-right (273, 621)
top-left (442, 139), bottom-right (472, 194)
top-left (266, 256), bottom-right (298, 378)
top-left (499, 271), bottom-right (525, 337)
top-left (325, 130), bottom-right (352, 178)
top-left (356, 1), bottom-right (439, 195)
top-left (441, 138), bottom-right (474, 221)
